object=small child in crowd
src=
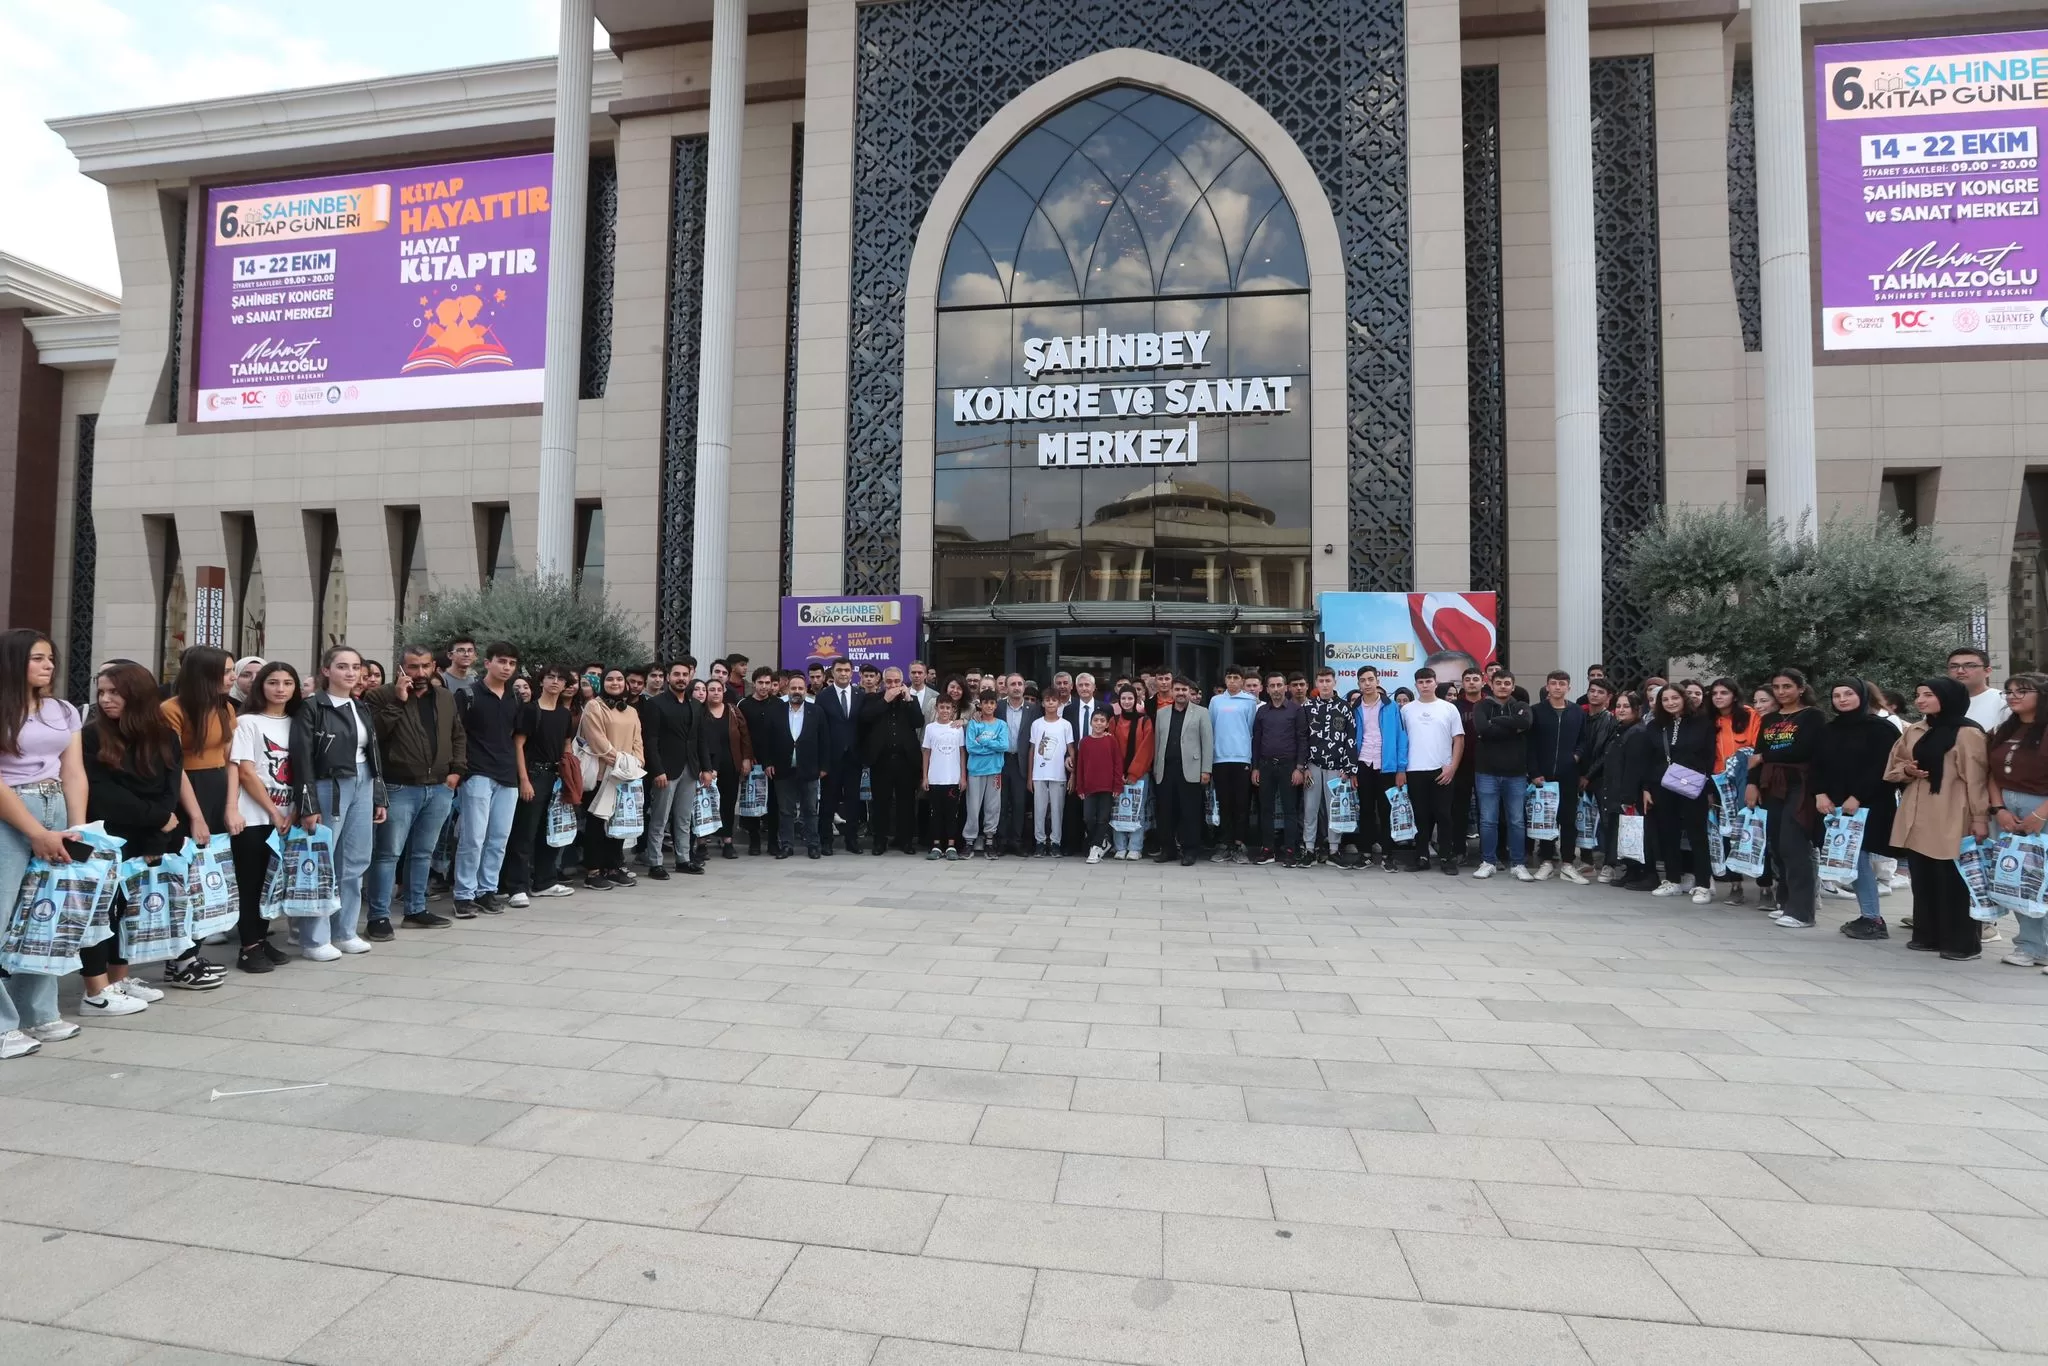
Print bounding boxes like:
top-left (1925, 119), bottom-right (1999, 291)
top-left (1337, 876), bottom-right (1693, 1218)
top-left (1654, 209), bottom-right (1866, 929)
top-left (1028, 692), bottom-right (1074, 857)
top-left (963, 691), bottom-right (1008, 859)
top-left (921, 697), bottom-right (965, 860)
top-left (1074, 709), bottom-right (1122, 863)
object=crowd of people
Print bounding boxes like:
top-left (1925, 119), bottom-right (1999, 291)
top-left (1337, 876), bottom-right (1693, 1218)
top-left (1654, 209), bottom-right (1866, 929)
top-left (0, 623), bottom-right (2035, 1058)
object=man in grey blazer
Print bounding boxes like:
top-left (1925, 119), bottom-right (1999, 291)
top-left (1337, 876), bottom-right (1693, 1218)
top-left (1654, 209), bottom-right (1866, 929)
top-left (1150, 676), bottom-right (1214, 866)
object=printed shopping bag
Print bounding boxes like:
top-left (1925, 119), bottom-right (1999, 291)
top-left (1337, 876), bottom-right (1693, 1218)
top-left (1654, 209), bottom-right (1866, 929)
top-left (1711, 752), bottom-right (1751, 834)
top-left (1206, 785), bottom-right (1221, 827)
top-left (859, 767), bottom-right (872, 803)
top-left (1112, 781), bottom-right (1147, 834)
top-left (1386, 786), bottom-right (1417, 844)
top-left (738, 766), bottom-right (770, 819)
top-left (184, 834), bottom-right (240, 942)
top-left (1992, 831), bottom-right (2048, 919)
top-left (1525, 781), bottom-right (1561, 843)
top-left (1576, 793), bottom-right (1602, 849)
top-left (0, 825), bottom-right (125, 975)
top-left (1707, 823), bottom-right (1728, 878)
top-left (689, 780), bottom-right (721, 838)
top-left (609, 779), bottom-right (648, 840)
top-left (117, 847), bottom-right (194, 964)
top-left (1724, 806), bottom-right (1769, 879)
top-left (1325, 776), bottom-right (1359, 835)
top-left (545, 780), bottom-right (579, 848)
top-left (1960, 835), bottom-right (2003, 921)
top-left (1617, 810), bottom-right (1647, 864)
top-left (1818, 808), bottom-right (1869, 885)
top-left (261, 825), bottom-right (340, 919)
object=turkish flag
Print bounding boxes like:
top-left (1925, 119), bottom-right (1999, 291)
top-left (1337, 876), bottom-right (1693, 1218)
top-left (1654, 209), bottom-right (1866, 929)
top-left (1409, 593), bottom-right (1498, 670)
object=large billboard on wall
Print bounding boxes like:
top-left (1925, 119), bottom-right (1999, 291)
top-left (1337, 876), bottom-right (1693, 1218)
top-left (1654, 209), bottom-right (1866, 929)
top-left (195, 152), bottom-right (553, 421)
top-left (779, 597), bottom-right (923, 674)
top-left (1318, 592), bottom-right (1499, 697)
top-left (1816, 29), bottom-right (2048, 352)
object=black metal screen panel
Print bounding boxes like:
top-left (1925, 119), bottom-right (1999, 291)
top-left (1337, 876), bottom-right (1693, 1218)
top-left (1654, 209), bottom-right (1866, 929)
top-left (1592, 56), bottom-right (1664, 684)
top-left (166, 205), bottom-right (186, 423)
top-left (581, 155), bottom-right (619, 400)
top-left (658, 136), bottom-right (710, 661)
top-left (67, 414), bottom-right (97, 704)
top-left (1463, 65), bottom-right (1507, 657)
top-left (847, 0), bottom-right (1411, 596)
top-left (781, 125), bottom-right (803, 602)
top-left (1727, 60), bottom-right (1761, 353)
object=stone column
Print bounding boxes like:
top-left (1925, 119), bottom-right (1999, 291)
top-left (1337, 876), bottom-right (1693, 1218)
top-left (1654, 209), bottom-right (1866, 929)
top-left (1546, 0), bottom-right (1602, 681)
top-left (1754, 0), bottom-right (1818, 535)
top-left (536, 0), bottom-right (593, 581)
top-left (689, 0), bottom-right (747, 659)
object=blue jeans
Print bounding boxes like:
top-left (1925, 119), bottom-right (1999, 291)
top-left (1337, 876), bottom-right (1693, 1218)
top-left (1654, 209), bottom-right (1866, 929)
top-left (1848, 847), bottom-right (1882, 921)
top-left (453, 775), bottom-right (518, 901)
top-left (301, 763), bottom-right (375, 948)
top-left (367, 782), bottom-right (455, 921)
top-left (2007, 790), bottom-right (2048, 958)
top-left (1476, 772), bottom-right (1528, 867)
top-left (0, 784), bottom-right (67, 1030)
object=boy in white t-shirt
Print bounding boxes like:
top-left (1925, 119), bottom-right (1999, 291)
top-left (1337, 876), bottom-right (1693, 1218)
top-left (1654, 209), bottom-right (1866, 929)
top-left (1027, 693), bottom-right (1075, 857)
top-left (921, 698), bottom-right (966, 861)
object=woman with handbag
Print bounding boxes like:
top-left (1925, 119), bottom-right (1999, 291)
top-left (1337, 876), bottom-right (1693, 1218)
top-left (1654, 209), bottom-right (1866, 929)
top-left (229, 661), bottom-right (301, 972)
top-left (80, 661), bottom-right (187, 1010)
top-left (159, 645), bottom-right (239, 988)
top-left (1641, 683), bottom-right (1717, 904)
top-left (1887, 676), bottom-right (1992, 960)
top-left (1709, 678), bottom-right (1762, 904)
top-left (578, 668), bottom-right (644, 890)
top-left (1988, 673), bottom-right (2048, 967)
top-left (1813, 679), bottom-right (1903, 942)
top-left (506, 664), bottom-right (580, 906)
top-left (287, 646), bottom-right (388, 960)
top-left (0, 629), bottom-right (88, 1055)
top-left (1746, 669), bottom-right (1825, 928)
top-left (1589, 691), bottom-right (1654, 888)
top-left (696, 678), bottom-right (754, 861)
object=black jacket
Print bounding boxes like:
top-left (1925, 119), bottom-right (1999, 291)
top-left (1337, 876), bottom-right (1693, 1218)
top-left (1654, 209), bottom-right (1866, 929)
top-left (1577, 709), bottom-right (1620, 784)
top-left (1645, 713), bottom-right (1717, 795)
top-left (289, 692), bottom-right (387, 812)
top-left (857, 690), bottom-right (926, 765)
top-left (364, 683), bottom-right (466, 786)
top-left (1813, 711), bottom-right (1902, 853)
top-left (1472, 696), bottom-right (1533, 776)
top-left (755, 699), bottom-right (827, 781)
top-left (1528, 701), bottom-right (1589, 780)
top-left (642, 690), bottom-right (704, 781)
top-left (818, 683), bottom-right (863, 761)
top-left (82, 726), bottom-right (184, 857)
top-left (1250, 700), bottom-right (1309, 767)
top-left (1591, 719), bottom-right (1657, 813)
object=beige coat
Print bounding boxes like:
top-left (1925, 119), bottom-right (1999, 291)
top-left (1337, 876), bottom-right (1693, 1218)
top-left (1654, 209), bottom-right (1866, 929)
top-left (1884, 722), bottom-right (1990, 861)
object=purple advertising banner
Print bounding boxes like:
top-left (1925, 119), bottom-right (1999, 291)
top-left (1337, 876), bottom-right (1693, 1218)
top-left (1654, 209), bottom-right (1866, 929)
top-left (779, 597), bottom-right (923, 674)
top-left (195, 152), bottom-right (553, 421)
top-left (1816, 30), bottom-right (2048, 351)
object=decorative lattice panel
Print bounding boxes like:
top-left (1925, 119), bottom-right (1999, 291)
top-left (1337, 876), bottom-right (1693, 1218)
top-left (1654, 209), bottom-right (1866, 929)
top-left (581, 155), bottom-right (619, 400)
top-left (781, 125), bottom-right (803, 602)
top-left (1727, 60), bottom-right (1761, 354)
top-left (658, 136), bottom-right (710, 661)
top-left (1592, 55), bottom-right (1664, 684)
top-left (846, 0), bottom-right (1411, 595)
top-left (1463, 64), bottom-right (1508, 657)
top-left (166, 207), bottom-right (186, 422)
top-left (67, 414), bottom-right (97, 705)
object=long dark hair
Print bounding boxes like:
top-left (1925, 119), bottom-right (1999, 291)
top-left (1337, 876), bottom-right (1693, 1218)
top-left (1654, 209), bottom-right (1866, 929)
top-left (247, 661), bottom-right (303, 719)
top-left (173, 645), bottom-right (233, 755)
top-left (0, 629), bottom-right (55, 758)
top-left (1708, 676), bottom-right (1753, 730)
top-left (1992, 672), bottom-right (2048, 751)
top-left (1770, 667), bottom-right (1816, 709)
top-left (1650, 683), bottom-right (1696, 721)
top-left (92, 662), bottom-right (179, 777)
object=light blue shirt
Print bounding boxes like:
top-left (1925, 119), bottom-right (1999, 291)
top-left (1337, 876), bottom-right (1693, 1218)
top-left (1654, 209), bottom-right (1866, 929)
top-left (1210, 692), bottom-right (1258, 764)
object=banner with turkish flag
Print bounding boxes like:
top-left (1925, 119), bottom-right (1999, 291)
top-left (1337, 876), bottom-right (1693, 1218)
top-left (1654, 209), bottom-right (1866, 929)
top-left (1318, 592), bottom-right (1499, 697)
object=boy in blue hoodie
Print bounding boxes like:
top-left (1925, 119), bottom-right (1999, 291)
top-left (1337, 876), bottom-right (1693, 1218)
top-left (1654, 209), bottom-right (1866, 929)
top-left (963, 692), bottom-right (1010, 858)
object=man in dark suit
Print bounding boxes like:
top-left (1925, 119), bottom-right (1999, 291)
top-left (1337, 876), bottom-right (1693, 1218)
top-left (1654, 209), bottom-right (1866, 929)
top-left (857, 665), bottom-right (926, 855)
top-left (994, 673), bottom-right (1035, 856)
top-left (816, 658), bottom-right (863, 853)
top-left (735, 666), bottom-right (783, 855)
top-left (1060, 672), bottom-right (1105, 852)
top-left (755, 670), bottom-right (827, 858)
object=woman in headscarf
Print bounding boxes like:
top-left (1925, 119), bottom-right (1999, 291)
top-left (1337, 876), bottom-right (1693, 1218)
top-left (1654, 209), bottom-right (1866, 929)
top-left (1813, 679), bottom-right (1902, 941)
top-left (229, 656), bottom-right (265, 711)
top-left (1886, 675), bottom-right (1992, 960)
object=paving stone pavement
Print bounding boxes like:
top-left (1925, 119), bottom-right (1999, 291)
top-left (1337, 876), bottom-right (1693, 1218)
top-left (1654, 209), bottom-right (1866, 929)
top-left (5, 853), bottom-right (2048, 1364)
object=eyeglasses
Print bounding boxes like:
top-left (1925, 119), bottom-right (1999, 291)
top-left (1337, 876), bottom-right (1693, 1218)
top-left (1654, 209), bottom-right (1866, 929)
top-left (1950, 662), bottom-right (1986, 672)
top-left (2007, 686), bottom-right (2036, 696)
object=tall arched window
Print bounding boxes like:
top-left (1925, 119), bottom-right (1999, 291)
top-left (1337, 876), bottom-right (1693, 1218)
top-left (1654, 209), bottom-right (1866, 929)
top-left (934, 87), bottom-right (1311, 613)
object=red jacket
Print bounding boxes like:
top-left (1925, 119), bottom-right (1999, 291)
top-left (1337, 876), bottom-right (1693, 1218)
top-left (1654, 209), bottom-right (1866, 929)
top-left (1074, 734), bottom-right (1123, 797)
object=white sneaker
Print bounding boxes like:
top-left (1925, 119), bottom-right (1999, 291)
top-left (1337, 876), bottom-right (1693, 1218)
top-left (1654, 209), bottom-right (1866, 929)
top-left (82, 991), bottom-right (147, 1016)
top-left (508, 892), bottom-right (531, 908)
top-left (1085, 847), bottom-right (1102, 864)
top-left (334, 938), bottom-right (372, 955)
top-left (25, 1020), bottom-right (80, 1042)
top-left (1559, 865), bottom-right (1589, 885)
top-left (1532, 861), bottom-right (1555, 881)
top-left (1651, 881), bottom-right (1682, 897)
top-left (533, 883), bottom-right (576, 898)
top-left (1774, 914), bottom-right (1811, 928)
top-left (1595, 865), bottom-right (1619, 885)
top-left (2002, 951), bottom-right (2043, 967)
top-left (115, 978), bottom-right (165, 1003)
top-left (1511, 865), bottom-right (1534, 883)
top-left (1472, 862), bottom-right (1497, 879)
top-left (1982, 923), bottom-right (2003, 943)
top-left (0, 1030), bottom-right (40, 1059)
top-left (303, 943), bottom-right (343, 962)
top-left (1690, 888), bottom-right (1713, 905)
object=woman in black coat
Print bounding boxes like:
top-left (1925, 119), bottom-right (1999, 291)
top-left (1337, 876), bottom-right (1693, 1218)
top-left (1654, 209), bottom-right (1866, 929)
top-left (1590, 691), bottom-right (1655, 888)
top-left (1642, 683), bottom-right (1718, 902)
top-left (1813, 678), bottom-right (1902, 940)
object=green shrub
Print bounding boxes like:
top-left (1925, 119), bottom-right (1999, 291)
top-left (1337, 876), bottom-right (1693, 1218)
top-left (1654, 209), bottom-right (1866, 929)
top-left (403, 574), bottom-right (648, 670)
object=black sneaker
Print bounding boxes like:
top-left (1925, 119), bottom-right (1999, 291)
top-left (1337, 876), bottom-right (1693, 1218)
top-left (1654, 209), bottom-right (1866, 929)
top-left (1840, 917), bottom-right (1889, 940)
top-left (236, 947), bottom-right (274, 974)
top-left (364, 919), bottom-right (395, 942)
top-left (1315, 850), bottom-right (1329, 866)
top-left (645, 864), bottom-right (671, 881)
top-left (259, 940), bottom-right (288, 965)
top-left (607, 869), bottom-right (637, 888)
top-left (679, 861), bottom-right (706, 875)
top-left (163, 958), bottom-right (222, 991)
top-left (583, 874), bottom-right (613, 891)
top-left (1253, 849), bottom-right (1276, 865)
top-left (479, 892), bottom-right (509, 914)
top-left (1439, 859), bottom-right (1461, 875)
top-left (403, 911), bottom-right (452, 929)
top-left (452, 900), bottom-right (481, 918)
top-left (721, 843), bottom-right (738, 860)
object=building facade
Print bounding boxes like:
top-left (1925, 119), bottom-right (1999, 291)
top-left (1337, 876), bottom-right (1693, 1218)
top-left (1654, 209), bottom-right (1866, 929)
top-left (15, 0), bottom-right (2047, 692)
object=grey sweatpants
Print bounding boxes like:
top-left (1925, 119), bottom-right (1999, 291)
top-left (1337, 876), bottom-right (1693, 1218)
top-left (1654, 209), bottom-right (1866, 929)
top-left (1033, 780), bottom-right (1066, 846)
top-left (964, 773), bottom-right (1003, 847)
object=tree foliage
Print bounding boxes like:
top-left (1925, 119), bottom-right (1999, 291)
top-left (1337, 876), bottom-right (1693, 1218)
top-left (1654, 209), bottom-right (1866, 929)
top-left (1626, 506), bottom-right (1985, 693)
top-left (403, 573), bottom-right (648, 670)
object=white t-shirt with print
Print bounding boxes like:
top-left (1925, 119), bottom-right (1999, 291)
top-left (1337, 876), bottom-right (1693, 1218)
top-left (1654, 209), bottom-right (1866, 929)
top-left (1029, 717), bottom-right (1075, 782)
top-left (922, 722), bottom-right (965, 786)
top-left (231, 712), bottom-right (296, 825)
